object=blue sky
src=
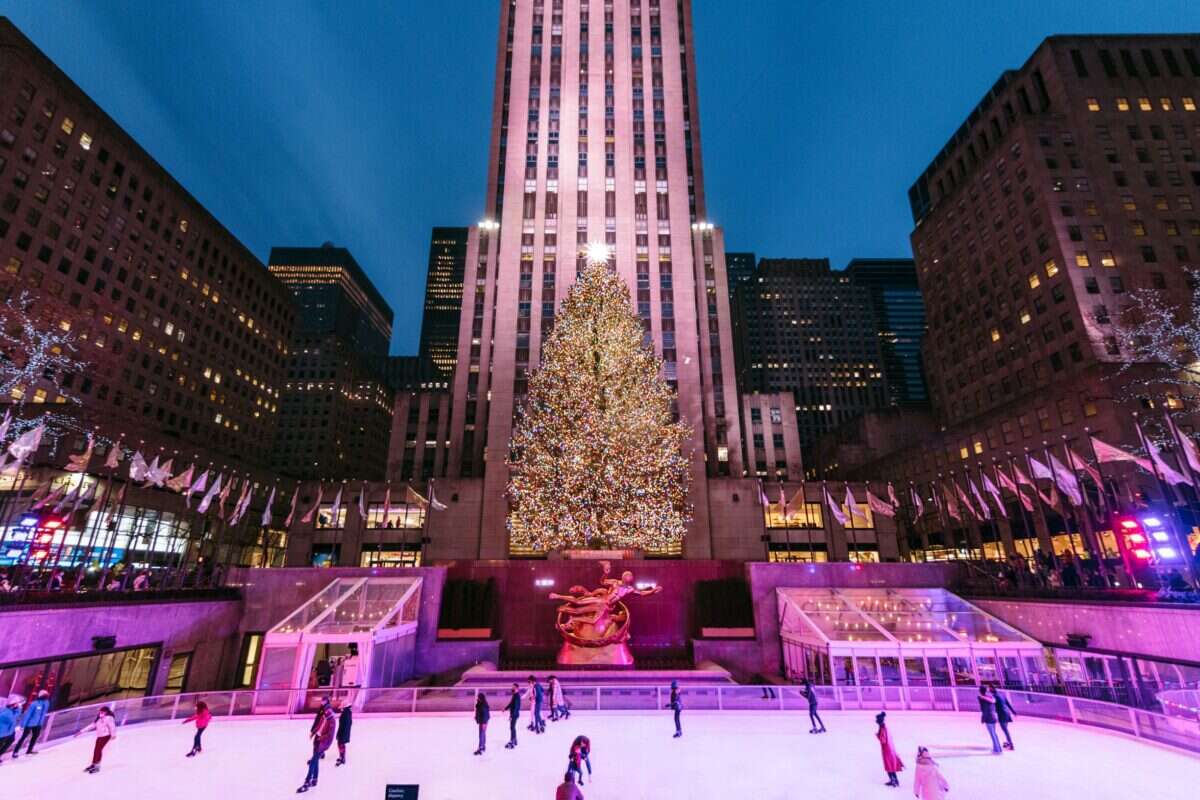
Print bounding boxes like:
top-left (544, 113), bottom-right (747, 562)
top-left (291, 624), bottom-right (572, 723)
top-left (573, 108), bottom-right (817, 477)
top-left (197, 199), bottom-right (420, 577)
top-left (4, 1), bottom-right (1195, 353)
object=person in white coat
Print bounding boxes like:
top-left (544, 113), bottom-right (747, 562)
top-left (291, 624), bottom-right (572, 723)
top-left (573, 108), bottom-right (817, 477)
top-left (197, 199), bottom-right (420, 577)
top-left (548, 676), bottom-right (569, 721)
top-left (75, 707), bottom-right (117, 774)
top-left (912, 747), bottom-right (949, 800)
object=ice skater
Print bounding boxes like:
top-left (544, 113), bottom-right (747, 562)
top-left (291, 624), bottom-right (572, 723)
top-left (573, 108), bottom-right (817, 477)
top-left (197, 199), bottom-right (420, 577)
top-left (334, 698), bottom-right (352, 766)
top-left (977, 686), bottom-right (1002, 754)
top-left (549, 676), bottom-right (569, 721)
top-left (75, 706), bottom-right (117, 774)
top-left (567, 734), bottom-right (591, 784)
top-left (912, 747), bottom-right (949, 800)
top-left (800, 679), bottom-right (826, 733)
top-left (473, 692), bottom-right (490, 755)
top-left (668, 680), bottom-right (683, 738)
top-left (12, 690), bottom-right (49, 758)
top-left (504, 683), bottom-right (521, 749)
top-left (557, 770), bottom-right (585, 800)
top-left (0, 695), bottom-right (18, 759)
top-left (994, 686), bottom-right (1016, 751)
top-left (875, 712), bottom-right (904, 787)
top-left (298, 699), bottom-right (337, 792)
top-left (182, 699), bottom-right (212, 757)
top-left (526, 676), bottom-right (546, 733)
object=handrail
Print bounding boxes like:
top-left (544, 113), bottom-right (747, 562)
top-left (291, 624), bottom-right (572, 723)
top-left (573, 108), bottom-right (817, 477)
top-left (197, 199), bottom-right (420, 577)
top-left (35, 683), bottom-right (1200, 754)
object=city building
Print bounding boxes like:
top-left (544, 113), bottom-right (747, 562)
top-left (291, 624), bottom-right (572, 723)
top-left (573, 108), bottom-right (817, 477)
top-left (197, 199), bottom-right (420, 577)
top-left (740, 392), bottom-right (803, 481)
top-left (845, 258), bottom-right (929, 408)
top-left (0, 18), bottom-right (294, 471)
top-left (443, 0), bottom-right (747, 558)
top-left (733, 258), bottom-right (888, 462)
top-left (418, 226), bottom-right (468, 380)
top-left (725, 250), bottom-right (757, 389)
top-left (857, 35), bottom-right (1200, 561)
top-left (269, 244), bottom-right (394, 480)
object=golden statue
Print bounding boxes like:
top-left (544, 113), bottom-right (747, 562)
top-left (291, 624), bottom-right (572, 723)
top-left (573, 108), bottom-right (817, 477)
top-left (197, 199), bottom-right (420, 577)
top-left (549, 561), bottom-right (662, 666)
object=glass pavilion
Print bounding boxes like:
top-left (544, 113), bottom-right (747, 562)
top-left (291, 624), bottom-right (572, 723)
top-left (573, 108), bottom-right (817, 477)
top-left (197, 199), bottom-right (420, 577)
top-left (777, 588), bottom-right (1046, 708)
top-left (254, 577), bottom-right (423, 712)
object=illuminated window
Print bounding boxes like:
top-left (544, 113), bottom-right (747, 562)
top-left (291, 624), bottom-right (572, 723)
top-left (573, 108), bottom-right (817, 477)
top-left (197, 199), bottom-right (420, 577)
top-left (60, 116), bottom-right (74, 134)
top-left (1075, 253), bottom-right (1090, 267)
top-left (1159, 97), bottom-right (1174, 111)
top-left (1131, 220), bottom-right (1147, 236)
top-left (1020, 309), bottom-right (1032, 324)
top-left (1138, 97), bottom-right (1152, 111)
top-left (1044, 259), bottom-right (1059, 277)
top-left (1099, 251), bottom-right (1116, 267)
top-left (990, 329), bottom-right (1001, 342)
top-left (79, 132), bottom-right (92, 150)
top-left (973, 441), bottom-right (984, 455)
top-left (1028, 274), bottom-right (1041, 289)
top-left (1184, 97), bottom-right (1197, 112)
top-left (1086, 97), bottom-right (1100, 112)
top-left (4, 256), bottom-right (20, 275)
top-left (959, 446), bottom-right (969, 459)
top-left (1116, 97), bottom-right (1130, 111)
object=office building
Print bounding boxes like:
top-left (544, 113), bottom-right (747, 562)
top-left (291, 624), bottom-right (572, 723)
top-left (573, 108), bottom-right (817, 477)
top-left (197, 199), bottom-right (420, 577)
top-left (418, 226), bottom-right (468, 380)
top-left (846, 258), bottom-right (928, 408)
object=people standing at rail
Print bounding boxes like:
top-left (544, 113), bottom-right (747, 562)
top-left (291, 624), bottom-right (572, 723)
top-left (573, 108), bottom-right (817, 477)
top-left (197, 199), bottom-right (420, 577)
top-left (473, 692), bottom-right (490, 756)
top-left (75, 706), bottom-right (117, 774)
top-left (875, 712), bottom-right (904, 788)
top-left (182, 700), bottom-right (212, 757)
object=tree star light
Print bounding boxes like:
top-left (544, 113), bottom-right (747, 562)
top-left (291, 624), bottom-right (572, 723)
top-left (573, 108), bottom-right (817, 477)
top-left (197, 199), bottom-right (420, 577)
top-left (583, 241), bottom-right (611, 266)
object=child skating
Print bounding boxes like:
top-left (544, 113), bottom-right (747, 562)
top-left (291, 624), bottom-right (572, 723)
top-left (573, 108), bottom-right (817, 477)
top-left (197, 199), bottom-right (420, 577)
top-left (75, 706), bottom-right (117, 774)
top-left (182, 700), bottom-right (212, 757)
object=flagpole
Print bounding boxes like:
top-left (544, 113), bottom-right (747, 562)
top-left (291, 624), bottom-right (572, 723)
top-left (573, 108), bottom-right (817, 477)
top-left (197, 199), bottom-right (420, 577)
top-left (757, 480), bottom-right (770, 561)
top-left (376, 480), bottom-right (389, 568)
top-left (779, 480), bottom-right (792, 561)
top-left (1000, 456), bottom-right (1032, 564)
top-left (819, 481), bottom-right (833, 561)
top-left (1061, 436), bottom-right (1108, 587)
top-left (931, 475), bottom-right (949, 558)
top-left (909, 481), bottom-right (930, 561)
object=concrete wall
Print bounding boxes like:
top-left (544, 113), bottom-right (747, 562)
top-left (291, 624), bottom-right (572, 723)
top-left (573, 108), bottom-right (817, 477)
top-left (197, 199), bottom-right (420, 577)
top-left (0, 599), bottom-right (243, 695)
top-left (973, 598), bottom-right (1200, 663)
top-left (706, 478), bottom-right (770, 561)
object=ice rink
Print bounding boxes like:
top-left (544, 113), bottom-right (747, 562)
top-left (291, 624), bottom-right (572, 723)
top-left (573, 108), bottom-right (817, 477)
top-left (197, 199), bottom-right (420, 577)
top-left (3, 710), bottom-right (1192, 799)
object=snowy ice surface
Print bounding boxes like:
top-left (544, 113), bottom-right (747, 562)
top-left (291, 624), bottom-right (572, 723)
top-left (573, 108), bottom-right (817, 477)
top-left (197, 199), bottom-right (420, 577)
top-left (2, 710), bottom-right (1192, 800)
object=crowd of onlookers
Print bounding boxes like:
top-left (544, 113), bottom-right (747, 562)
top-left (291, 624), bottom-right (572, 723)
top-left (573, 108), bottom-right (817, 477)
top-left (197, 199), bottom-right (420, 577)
top-left (0, 562), bottom-right (227, 596)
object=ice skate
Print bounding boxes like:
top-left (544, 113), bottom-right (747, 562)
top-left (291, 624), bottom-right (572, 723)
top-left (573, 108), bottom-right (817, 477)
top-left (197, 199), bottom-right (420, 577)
top-left (85, 764), bottom-right (99, 774)
top-left (335, 756), bottom-right (345, 766)
top-left (296, 781), bottom-right (311, 794)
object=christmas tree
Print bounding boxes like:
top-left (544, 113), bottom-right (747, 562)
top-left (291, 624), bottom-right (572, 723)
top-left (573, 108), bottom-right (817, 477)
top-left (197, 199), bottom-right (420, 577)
top-left (507, 258), bottom-right (692, 552)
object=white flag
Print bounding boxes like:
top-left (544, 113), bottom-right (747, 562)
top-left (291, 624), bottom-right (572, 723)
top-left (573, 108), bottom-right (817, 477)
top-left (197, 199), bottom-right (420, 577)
top-left (823, 484), bottom-right (847, 526)
top-left (327, 486), bottom-right (343, 525)
top-left (8, 422), bottom-right (44, 463)
top-left (867, 489), bottom-right (895, 518)
top-left (197, 473), bottom-right (222, 514)
top-left (128, 451), bottom-right (149, 482)
top-left (357, 483), bottom-right (368, 520)
top-left (186, 469), bottom-right (209, 508)
top-left (103, 443), bottom-right (123, 471)
top-left (0, 409), bottom-right (10, 443)
top-left (429, 480), bottom-right (447, 511)
top-left (166, 464), bottom-right (195, 493)
top-left (65, 435), bottom-right (94, 473)
top-left (147, 457), bottom-right (173, 488)
top-left (844, 485), bottom-right (868, 522)
top-left (261, 486), bottom-right (277, 527)
top-left (301, 484), bottom-right (325, 525)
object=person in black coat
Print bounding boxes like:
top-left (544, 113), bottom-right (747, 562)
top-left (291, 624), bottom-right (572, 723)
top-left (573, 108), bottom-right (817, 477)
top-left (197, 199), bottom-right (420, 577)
top-left (334, 699), bottom-right (352, 766)
top-left (801, 678), bottom-right (826, 733)
top-left (978, 686), bottom-right (1002, 754)
top-left (473, 692), bottom-right (490, 756)
top-left (668, 680), bottom-right (682, 738)
top-left (503, 683), bottom-right (521, 749)
top-left (994, 687), bottom-right (1016, 750)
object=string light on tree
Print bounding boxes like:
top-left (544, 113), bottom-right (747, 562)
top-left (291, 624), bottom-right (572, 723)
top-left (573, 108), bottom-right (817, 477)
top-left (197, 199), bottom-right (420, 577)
top-left (583, 241), bottom-right (612, 267)
top-left (507, 261), bottom-right (692, 553)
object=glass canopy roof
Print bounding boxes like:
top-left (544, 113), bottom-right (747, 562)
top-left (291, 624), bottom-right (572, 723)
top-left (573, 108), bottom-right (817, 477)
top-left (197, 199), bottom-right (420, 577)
top-left (777, 587), bottom-right (1034, 647)
top-left (269, 577), bottom-right (422, 639)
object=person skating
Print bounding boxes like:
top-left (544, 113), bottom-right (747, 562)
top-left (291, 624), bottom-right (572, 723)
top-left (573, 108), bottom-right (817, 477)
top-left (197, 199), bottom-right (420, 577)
top-left (298, 699), bottom-right (337, 793)
top-left (977, 686), bottom-right (1002, 754)
top-left (473, 692), bottom-right (490, 756)
top-left (12, 690), bottom-right (49, 758)
top-left (800, 678), bottom-right (826, 733)
top-left (0, 696), bottom-right (18, 760)
top-left (668, 680), bottom-right (683, 738)
top-left (567, 734), bottom-right (591, 784)
top-left (912, 746), bottom-right (949, 800)
top-left (556, 770), bottom-right (585, 800)
top-left (875, 712), bottom-right (904, 787)
top-left (993, 686), bottom-right (1016, 750)
top-left (334, 698), bottom-right (352, 766)
top-left (549, 676), bottom-right (569, 721)
top-left (526, 676), bottom-right (546, 733)
top-left (504, 683), bottom-right (521, 749)
top-left (182, 700), bottom-right (212, 757)
top-left (75, 706), bottom-right (117, 774)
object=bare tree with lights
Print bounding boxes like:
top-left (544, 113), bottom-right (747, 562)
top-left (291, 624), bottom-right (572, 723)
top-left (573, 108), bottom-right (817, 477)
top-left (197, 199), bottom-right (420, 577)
top-left (507, 253), bottom-right (693, 553)
top-left (0, 288), bottom-right (91, 431)
top-left (1112, 270), bottom-right (1200, 393)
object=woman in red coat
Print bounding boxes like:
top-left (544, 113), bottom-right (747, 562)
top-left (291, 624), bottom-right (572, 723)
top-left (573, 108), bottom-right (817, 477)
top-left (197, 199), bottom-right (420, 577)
top-left (875, 712), bottom-right (904, 788)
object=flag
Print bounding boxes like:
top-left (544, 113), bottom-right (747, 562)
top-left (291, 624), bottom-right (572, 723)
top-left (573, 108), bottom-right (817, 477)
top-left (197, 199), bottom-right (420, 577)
top-left (1068, 448), bottom-right (1104, 489)
top-left (909, 485), bottom-right (925, 518)
top-left (71, 478), bottom-right (98, 515)
top-left (757, 479), bottom-right (769, 508)
top-left (328, 485), bottom-right (344, 526)
top-left (381, 485), bottom-right (392, 527)
top-left (1048, 453), bottom-right (1084, 506)
top-left (887, 482), bottom-right (899, 509)
top-left (261, 486), bottom-right (277, 527)
top-left (968, 477), bottom-right (992, 519)
top-left (429, 480), bottom-right (447, 511)
top-left (981, 470), bottom-right (1007, 517)
top-left (197, 473), bottom-right (222, 514)
top-left (166, 464), bottom-right (195, 493)
top-left (65, 435), bottom-right (94, 473)
top-left (229, 481), bottom-right (252, 525)
top-left (105, 482), bottom-right (127, 527)
top-left (1137, 422), bottom-right (1192, 487)
top-left (867, 489), bottom-right (895, 518)
top-left (147, 457), bottom-right (173, 488)
top-left (8, 422), bottom-right (44, 463)
top-left (104, 443), bottom-right (122, 471)
top-left (33, 484), bottom-right (65, 512)
top-left (844, 484), bottom-right (868, 523)
top-left (143, 455), bottom-right (161, 484)
top-left (1029, 455), bottom-right (1053, 483)
top-left (943, 482), bottom-right (961, 521)
top-left (0, 409), bottom-right (10, 443)
top-left (217, 477), bottom-right (234, 519)
top-left (284, 485), bottom-right (300, 527)
top-left (823, 483), bottom-right (846, 526)
top-left (406, 485), bottom-right (429, 507)
top-left (53, 479), bottom-right (81, 513)
top-left (954, 480), bottom-right (977, 520)
top-left (358, 483), bottom-right (368, 520)
top-left (1013, 463), bottom-right (1035, 487)
top-left (1046, 482), bottom-right (1061, 510)
top-left (128, 451), bottom-right (149, 482)
top-left (186, 469), bottom-right (209, 508)
top-left (778, 483), bottom-right (788, 521)
top-left (1090, 436), bottom-right (1154, 473)
top-left (1166, 414), bottom-right (1200, 474)
top-left (301, 484), bottom-right (325, 524)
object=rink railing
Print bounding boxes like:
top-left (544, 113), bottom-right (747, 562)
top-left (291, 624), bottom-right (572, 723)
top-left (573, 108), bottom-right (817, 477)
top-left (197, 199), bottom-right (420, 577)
top-left (35, 683), bottom-right (1200, 754)
top-left (1157, 689), bottom-right (1200, 722)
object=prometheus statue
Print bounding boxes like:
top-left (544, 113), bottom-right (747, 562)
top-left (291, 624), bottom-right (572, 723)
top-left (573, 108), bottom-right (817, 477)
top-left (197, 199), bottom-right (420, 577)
top-left (548, 561), bottom-right (662, 666)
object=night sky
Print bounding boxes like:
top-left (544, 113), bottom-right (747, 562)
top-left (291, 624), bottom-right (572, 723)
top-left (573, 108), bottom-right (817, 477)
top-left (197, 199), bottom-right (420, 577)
top-left (6, 1), bottom-right (1194, 353)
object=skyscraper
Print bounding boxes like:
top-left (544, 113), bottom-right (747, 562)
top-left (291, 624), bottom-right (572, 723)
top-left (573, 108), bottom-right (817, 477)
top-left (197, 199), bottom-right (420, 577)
top-left (418, 227), bottom-right (468, 380)
top-left (446, 0), bottom-right (745, 557)
top-left (845, 258), bottom-right (928, 408)
top-left (270, 244), bottom-right (394, 480)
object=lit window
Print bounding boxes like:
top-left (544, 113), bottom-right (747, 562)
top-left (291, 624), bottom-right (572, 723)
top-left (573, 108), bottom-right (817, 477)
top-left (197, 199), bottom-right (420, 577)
top-left (1075, 253), bottom-right (1090, 267)
top-left (1086, 97), bottom-right (1101, 112)
top-left (991, 329), bottom-right (1001, 342)
top-left (1028, 274), bottom-right (1041, 289)
top-left (973, 441), bottom-right (984, 455)
top-left (1184, 97), bottom-right (1197, 112)
top-left (79, 132), bottom-right (92, 150)
top-left (1131, 220), bottom-right (1147, 236)
top-left (1116, 97), bottom-right (1130, 111)
top-left (1160, 97), bottom-right (1173, 111)
top-left (959, 447), bottom-right (969, 459)
top-left (1138, 97), bottom-right (1152, 111)
top-left (1044, 259), bottom-right (1059, 277)
top-left (1099, 251), bottom-right (1116, 267)
top-left (60, 117), bottom-right (74, 134)
top-left (1020, 310), bottom-right (1032, 324)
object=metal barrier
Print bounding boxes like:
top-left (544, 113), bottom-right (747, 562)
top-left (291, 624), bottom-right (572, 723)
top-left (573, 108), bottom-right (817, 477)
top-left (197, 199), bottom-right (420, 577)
top-left (1157, 689), bottom-right (1200, 722)
top-left (38, 683), bottom-right (1200, 754)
